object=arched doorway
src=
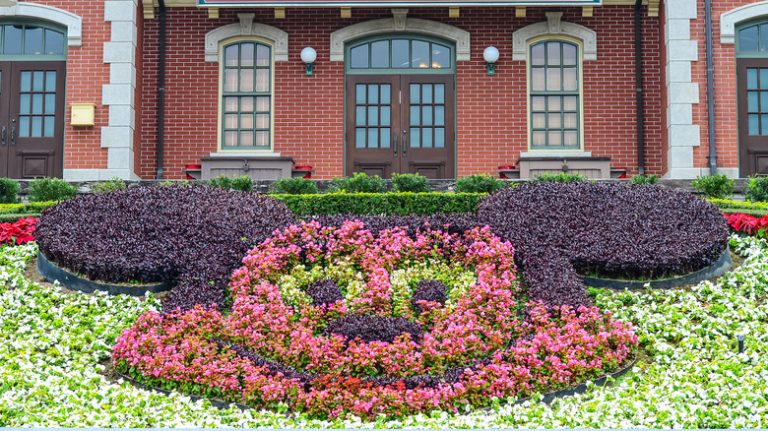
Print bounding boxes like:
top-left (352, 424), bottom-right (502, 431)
top-left (737, 20), bottom-right (768, 176)
top-left (345, 35), bottom-right (455, 179)
top-left (0, 21), bottom-right (66, 179)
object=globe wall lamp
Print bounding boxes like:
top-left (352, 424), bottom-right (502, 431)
top-left (483, 46), bottom-right (499, 76)
top-left (301, 47), bottom-right (317, 76)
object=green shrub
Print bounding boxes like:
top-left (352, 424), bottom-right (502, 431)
top-left (274, 192), bottom-right (483, 216)
top-left (392, 173), bottom-right (430, 193)
top-left (692, 174), bottom-right (735, 199)
top-left (0, 201), bottom-right (57, 214)
top-left (0, 178), bottom-right (20, 203)
top-left (158, 180), bottom-right (191, 187)
top-left (28, 178), bottom-right (77, 202)
top-left (455, 174), bottom-right (505, 193)
top-left (329, 172), bottom-right (387, 193)
top-left (532, 172), bottom-right (586, 183)
top-left (745, 176), bottom-right (768, 202)
top-left (271, 177), bottom-right (318, 195)
top-left (91, 177), bottom-right (127, 194)
top-left (208, 175), bottom-right (253, 192)
top-left (630, 174), bottom-right (659, 185)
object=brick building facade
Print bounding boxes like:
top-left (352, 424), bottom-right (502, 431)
top-left (0, 0), bottom-right (765, 180)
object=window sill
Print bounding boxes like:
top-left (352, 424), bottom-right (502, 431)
top-left (208, 151), bottom-right (282, 158)
top-left (520, 150), bottom-right (592, 159)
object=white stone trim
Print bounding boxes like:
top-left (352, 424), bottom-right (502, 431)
top-left (329, 13), bottom-right (470, 62)
top-left (512, 12), bottom-right (597, 61)
top-left (205, 14), bottom-right (289, 62)
top-left (98, 0), bottom-right (140, 181)
top-left (721, 1), bottom-right (768, 45)
top-left (663, 0), bottom-right (700, 179)
top-left (0, 2), bottom-right (82, 46)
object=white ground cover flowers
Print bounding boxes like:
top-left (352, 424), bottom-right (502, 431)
top-left (1, 236), bottom-right (767, 428)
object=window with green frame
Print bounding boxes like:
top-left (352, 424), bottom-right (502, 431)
top-left (221, 41), bottom-right (272, 149)
top-left (529, 40), bottom-right (580, 150)
top-left (0, 23), bottom-right (66, 59)
top-left (347, 36), bottom-right (453, 72)
top-left (738, 21), bottom-right (768, 56)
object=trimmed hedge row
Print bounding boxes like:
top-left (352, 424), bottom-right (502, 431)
top-left (274, 192), bottom-right (483, 216)
top-left (709, 198), bottom-right (768, 216)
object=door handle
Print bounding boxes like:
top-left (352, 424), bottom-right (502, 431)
top-left (10, 124), bottom-right (15, 146)
top-left (401, 130), bottom-right (407, 158)
top-left (393, 134), bottom-right (398, 156)
top-left (0, 126), bottom-right (5, 146)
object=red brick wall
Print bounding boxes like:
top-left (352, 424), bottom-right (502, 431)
top-left (140, 6), bottom-right (663, 179)
top-left (34, 1), bottom-right (111, 171)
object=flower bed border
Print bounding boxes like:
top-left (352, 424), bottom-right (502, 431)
top-left (37, 251), bottom-right (170, 296)
top-left (582, 247), bottom-right (732, 290)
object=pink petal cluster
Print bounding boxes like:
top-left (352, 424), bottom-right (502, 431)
top-left (113, 221), bottom-right (637, 419)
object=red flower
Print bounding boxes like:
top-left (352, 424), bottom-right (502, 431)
top-left (0, 217), bottom-right (37, 245)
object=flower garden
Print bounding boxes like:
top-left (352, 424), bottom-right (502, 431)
top-left (1, 180), bottom-right (768, 427)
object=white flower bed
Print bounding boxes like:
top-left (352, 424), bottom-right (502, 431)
top-left (0, 237), bottom-right (767, 428)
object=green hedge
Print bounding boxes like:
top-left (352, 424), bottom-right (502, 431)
top-left (0, 201), bottom-right (57, 215)
top-left (273, 192), bottom-right (484, 216)
top-left (708, 198), bottom-right (768, 216)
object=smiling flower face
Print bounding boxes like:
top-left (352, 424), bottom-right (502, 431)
top-left (113, 221), bottom-right (637, 419)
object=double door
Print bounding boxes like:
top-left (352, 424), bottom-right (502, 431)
top-left (0, 61), bottom-right (65, 178)
top-left (346, 74), bottom-right (454, 179)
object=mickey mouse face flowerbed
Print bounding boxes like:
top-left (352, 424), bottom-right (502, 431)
top-left (112, 220), bottom-right (637, 419)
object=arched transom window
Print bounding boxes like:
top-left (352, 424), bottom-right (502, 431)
top-left (0, 23), bottom-right (66, 59)
top-left (529, 40), bottom-right (581, 150)
top-left (347, 36), bottom-right (453, 72)
top-left (221, 41), bottom-right (272, 149)
top-left (738, 21), bottom-right (768, 56)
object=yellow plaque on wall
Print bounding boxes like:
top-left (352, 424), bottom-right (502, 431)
top-left (70, 103), bottom-right (95, 127)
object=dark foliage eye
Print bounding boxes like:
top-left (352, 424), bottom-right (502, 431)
top-left (306, 279), bottom-right (343, 307)
top-left (34, 185), bottom-right (296, 312)
top-left (411, 280), bottom-right (448, 314)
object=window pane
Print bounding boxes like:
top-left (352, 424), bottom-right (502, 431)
top-left (531, 68), bottom-right (545, 91)
top-left (435, 84), bottom-right (445, 104)
top-left (564, 113), bottom-right (578, 129)
top-left (531, 43), bottom-right (545, 66)
top-left (20, 72), bottom-right (31, 92)
top-left (4, 25), bottom-right (23, 55)
top-left (749, 114), bottom-right (760, 135)
top-left (563, 96), bottom-right (578, 111)
top-left (761, 69), bottom-right (768, 89)
top-left (368, 106), bottom-right (379, 126)
top-left (32, 94), bottom-right (43, 114)
top-left (748, 68), bottom-right (759, 90)
top-left (255, 114), bottom-right (269, 129)
top-left (356, 128), bottom-right (366, 148)
top-left (532, 113), bottom-right (546, 129)
top-left (546, 68), bottom-right (561, 91)
top-left (547, 131), bottom-right (561, 146)
top-left (412, 41), bottom-right (430, 68)
top-left (256, 45), bottom-right (270, 66)
top-left (18, 117), bottom-right (29, 137)
top-left (381, 128), bottom-right (391, 148)
top-left (740, 25), bottom-right (760, 52)
top-left (45, 71), bottom-right (56, 91)
top-left (410, 106), bottom-right (420, 125)
top-left (368, 85), bottom-right (379, 104)
top-left (224, 69), bottom-right (238, 92)
top-left (762, 24), bottom-right (768, 52)
top-left (239, 69), bottom-right (254, 92)
top-left (762, 115), bottom-right (768, 135)
top-left (241, 97), bottom-right (255, 112)
top-left (381, 106), bottom-right (391, 125)
top-left (224, 44), bottom-right (239, 67)
top-left (31, 117), bottom-right (43, 137)
top-left (563, 68), bottom-right (578, 91)
top-left (356, 107), bottom-right (366, 126)
top-left (563, 43), bottom-right (577, 66)
top-left (240, 113), bottom-right (254, 129)
top-left (224, 97), bottom-right (238, 112)
top-left (19, 94), bottom-right (30, 115)
top-left (368, 128), bottom-right (378, 148)
top-left (410, 84), bottom-right (420, 103)
top-left (240, 43), bottom-right (255, 67)
top-left (44, 94), bottom-right (55, 115)
top-left (435, 128), bottom-right (445, 148)
top-left (432, 43), bottom-right (450, 68)
top-left (761, 92), bottom-right (768, 111)
top-left (410, 128), bottom-right (420, 147)
top-left (224, 131), bottom-right (237, 147)
top-left (532, 131), bottom-right (546, 146)
top-left (44, 29), bottom-right (65, 55)
top-left (548, 96), bottom-right (561, 111)
top-left (255, 69), bottom-right (269, 92)
top-left (255, 131), bottom-right (269, 147)
top-left (423, 85), bottom-right (432, 103)
top-left (548, 112), bottom-right (561, 129)
top-left (350, 45), bottom-right (369, 68)
top-left (422, 128), bottom-right (433, 148)
top-left (256, 97), bottom-right (269, 112)
top-left (435, 106), bottom-right (445, 126)
top-left (356, 85), bottom-right (366, 104)
top-left (422, 106), bottom-right (433, 125)
top-left (240, 131), bottom-right (254, 146)
top-left (224, 114), bottom-right (238, 129)
top-left (547, 42), bottom-right (561, 66)
top-left (749, 91), bottom-right (760, 112)
top-left (24, 26), bottom-right (44, 55)
top-left (531, 96), bottom-right (546, 111)
top-left (371, 41), bottom-right (390, 68)
top-left (381, 85), bottom-right (391, 104)
top-left (33, 72), bottom-right (44, 91)
top-left (43, 116), bottom-right (55, 137)
top-left (392, 39), bottom-right (409, 68)
top-left (564, 130), bottom-right (578, 147)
